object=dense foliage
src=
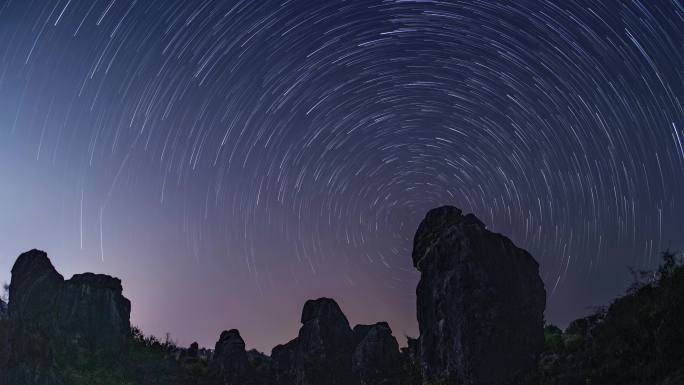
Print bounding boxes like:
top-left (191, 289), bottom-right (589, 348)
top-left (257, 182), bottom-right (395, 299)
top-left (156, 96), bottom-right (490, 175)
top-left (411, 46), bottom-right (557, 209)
top-left (535, 251), bottom-right (684, 385)
top-left (49, 327), bottom-right (210, 385)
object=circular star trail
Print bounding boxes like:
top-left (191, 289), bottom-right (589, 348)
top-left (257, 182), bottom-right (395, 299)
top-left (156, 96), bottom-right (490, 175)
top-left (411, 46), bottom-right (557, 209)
top-left (0, 0), bottom-right (683, 351)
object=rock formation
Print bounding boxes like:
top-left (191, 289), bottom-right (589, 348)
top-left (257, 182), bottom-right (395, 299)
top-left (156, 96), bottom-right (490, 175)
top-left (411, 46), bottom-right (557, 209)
top-left (5, 249), bottom-right (131, 385)
top-left (272, 298), bottom-right (356, 385)
top-left (210, 329), bottom-right (253, 385)
top-left (6, 249), bottom-right (69, 385)
top-left (0, 210), bottom-right (549, 385)
top-left (271, 338), bottom-right (298, 384)
top-left (412, 206), bottom-right (546, 385)
top-left (58, 272), bottom-right (131, 353)
top-left (352, 322), bottom-right (402, 385)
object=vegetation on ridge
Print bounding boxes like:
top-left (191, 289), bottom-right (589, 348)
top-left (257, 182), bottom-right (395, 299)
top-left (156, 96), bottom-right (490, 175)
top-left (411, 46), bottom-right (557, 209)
top-left (531, 250), bottom-right (684, 385)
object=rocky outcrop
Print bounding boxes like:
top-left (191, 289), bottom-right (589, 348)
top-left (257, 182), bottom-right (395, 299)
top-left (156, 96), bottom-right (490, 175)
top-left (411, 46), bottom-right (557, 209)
top-left (352, 322), bottom-right (402, 385)
top-left (59, 272), bottom-right (131, 353)
top-left (210, 329), bottom-right (252, 385)
top-left (4, 249), bottom-right (131, 385)
top-left (272, 298), bottom-right (356, 385)
top-left (6, 250), bottom-right (68, 385)
top-left (271, 337), bottom-right (298, 384)
top-left (412, 206), bottom-right (546, 385)
top-left (7, 249), bottom-right (64, 323)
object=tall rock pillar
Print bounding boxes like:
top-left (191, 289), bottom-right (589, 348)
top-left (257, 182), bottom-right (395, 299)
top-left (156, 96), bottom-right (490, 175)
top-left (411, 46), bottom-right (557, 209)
top-left (412, 206), bottom-right (545, 385)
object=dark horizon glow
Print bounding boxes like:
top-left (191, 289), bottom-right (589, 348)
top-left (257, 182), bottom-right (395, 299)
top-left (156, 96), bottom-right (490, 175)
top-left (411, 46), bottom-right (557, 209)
top-left (1, 0), bottom-right (683, 353)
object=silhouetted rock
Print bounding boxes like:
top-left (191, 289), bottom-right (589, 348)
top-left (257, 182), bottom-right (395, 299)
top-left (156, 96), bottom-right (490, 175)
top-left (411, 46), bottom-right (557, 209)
top-left (352, 322), bottom-right (402, 385)
top-left (210, 329), bottom-right (252, 385)
top-left (58, 272), bottom-right (131, 353)
top-left (272, 298), bottom-right (355, 385)
top-left (412, 206), bottom-right (546, 385)
top-left (271, 338), bottom-right (298, 384)
top-left (6, 250), bottom-right (67, 385)
top-left (298, 298), bottom-right (355, 385)
top-left (5, 242), bottom-right (683, 385)
top-left (4, 249), bottom-right (131, 385)
top-left (8, 249), bottom-right (63, 323)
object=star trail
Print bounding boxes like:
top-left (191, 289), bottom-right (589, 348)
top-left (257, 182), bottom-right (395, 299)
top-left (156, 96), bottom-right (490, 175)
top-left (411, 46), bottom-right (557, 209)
top-left (0, 0), bottom-right (683, 352)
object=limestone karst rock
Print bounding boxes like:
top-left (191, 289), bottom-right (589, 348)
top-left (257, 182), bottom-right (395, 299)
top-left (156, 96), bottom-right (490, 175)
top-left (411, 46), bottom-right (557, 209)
top-left (5, 249), bottom-right (131, 385)
top-left (412, 206), bottom-right (546, 385)
top-left (271, 337), bottom-right (298, 384)
top-left (210, 329), bottom-right (253, 385)
top-left (6, 249), bottom-right (71, 385)
top-left (352, 322), bottom-right (402, 385)
top-left (272, 297), bottom-right (356, 385)
top-left (58, 272), bottom-right (131, 352)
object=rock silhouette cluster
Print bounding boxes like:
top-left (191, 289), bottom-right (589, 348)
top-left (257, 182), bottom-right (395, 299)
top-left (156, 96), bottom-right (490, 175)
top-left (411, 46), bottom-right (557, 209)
top-left (269, 298), bottom-right (407, 385)
top-left (272, 298), bottom-right (357, 385)
top-left (413, 206), bottom-right (546, 384)
top-left (0, 206), bottom-right (550, 385)
top-left (4, 249), bottom-right (132, 385)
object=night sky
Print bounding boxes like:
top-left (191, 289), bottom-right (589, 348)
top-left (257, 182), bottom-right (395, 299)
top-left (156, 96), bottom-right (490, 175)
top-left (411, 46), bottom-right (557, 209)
top-left (1, 0), bottom-right (683, 353)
